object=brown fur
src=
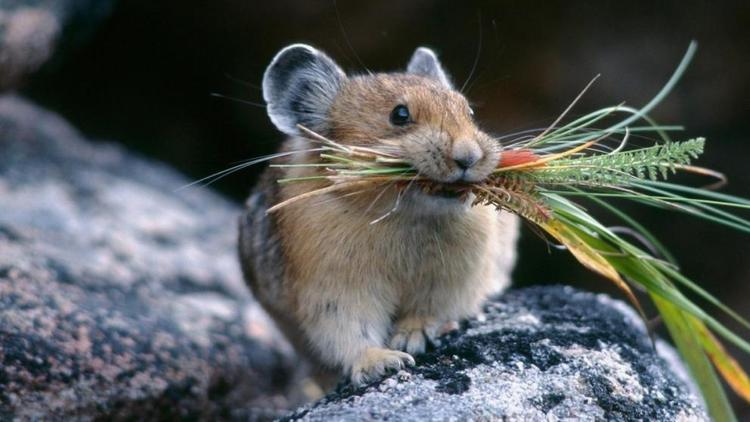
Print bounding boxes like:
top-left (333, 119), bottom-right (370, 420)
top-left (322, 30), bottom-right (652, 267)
top-left (240, 70), bottom-right (519, 386)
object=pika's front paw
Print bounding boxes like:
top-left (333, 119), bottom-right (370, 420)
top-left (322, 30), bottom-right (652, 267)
top-left (389, 316), bottom-right (442, 354)
top-left (350, 347), bottom-right (415, 385)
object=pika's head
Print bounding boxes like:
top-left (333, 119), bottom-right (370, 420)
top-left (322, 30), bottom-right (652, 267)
top-left (263, 44), bottom-right (499, 185)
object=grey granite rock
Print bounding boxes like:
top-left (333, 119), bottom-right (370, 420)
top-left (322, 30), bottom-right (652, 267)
top-left (0, 0), bottom-right (114, 90)
top-left (0, 95), bottom-right (303, 420)
top-left (285, 286), bottom-right (707, 421)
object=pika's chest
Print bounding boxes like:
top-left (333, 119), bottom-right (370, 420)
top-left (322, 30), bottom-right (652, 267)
top-left (352, 212), bottom-right (495, 286)
top-left (280, 199), bottom-right (497, 287)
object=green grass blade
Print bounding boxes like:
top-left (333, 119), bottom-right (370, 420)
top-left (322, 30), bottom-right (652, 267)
top-left (579, 189), bottom-right (678, 264)
top-left (544, 193), bottom-right (750, 354)
top-left (605, 42), bottom-right (697, 134)
top-left (653, 295), bottom-right (736, 422)
top-left (552, 189), bottom-right (750, 330)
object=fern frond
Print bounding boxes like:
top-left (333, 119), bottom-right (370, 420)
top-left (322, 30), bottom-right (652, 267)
top-left (532, 138), bottom-right (705, 186)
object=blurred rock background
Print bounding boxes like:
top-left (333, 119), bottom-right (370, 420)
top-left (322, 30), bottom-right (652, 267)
top-left (5, 0), bottom-right (749, 417)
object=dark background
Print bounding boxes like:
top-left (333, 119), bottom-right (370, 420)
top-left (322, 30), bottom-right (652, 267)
top-left (22, 0), bottom-right (749, 415)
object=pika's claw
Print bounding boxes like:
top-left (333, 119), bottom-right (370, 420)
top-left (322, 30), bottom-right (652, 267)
top-left (389, 317), bottom-right (443, 354)
top-left (439, 320), bottom-right (460, 336)
top-left (350, 347), bottom-right (415, 385)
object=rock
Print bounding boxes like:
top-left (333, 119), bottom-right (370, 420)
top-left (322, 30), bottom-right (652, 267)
top-left (284, 286), bottom-right (707, 421)
top-left (0, 0), bottom-right (115, 90)
top-left (0, 95), bottom-right (304, 420)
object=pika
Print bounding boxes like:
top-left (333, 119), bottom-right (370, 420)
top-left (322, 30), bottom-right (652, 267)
top-left (239, 44), bottom-right (519, 385)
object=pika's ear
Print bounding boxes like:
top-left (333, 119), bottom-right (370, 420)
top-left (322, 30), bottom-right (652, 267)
top-left (263, 44), bottom-right (345, 136)
top-left (407, 47), bottom-right (452, 89)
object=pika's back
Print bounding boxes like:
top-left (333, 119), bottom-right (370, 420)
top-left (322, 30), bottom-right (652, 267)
top-left (238, 166), bottom-right (284, 312)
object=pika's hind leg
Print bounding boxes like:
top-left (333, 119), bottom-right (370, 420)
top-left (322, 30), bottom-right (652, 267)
top-left (389, 316), bottom-right (460, 354)
top-left (389, 316), bottom-right (438, 354)
top-left (389, 267), bottom-right (500, 356)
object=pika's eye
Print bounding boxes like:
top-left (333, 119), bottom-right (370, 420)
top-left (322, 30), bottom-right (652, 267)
top-left (390, 104), bottom-right (411, 126)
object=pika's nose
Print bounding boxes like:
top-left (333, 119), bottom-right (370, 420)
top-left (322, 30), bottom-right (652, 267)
top-left (451, 140), bottom-right (482, 170)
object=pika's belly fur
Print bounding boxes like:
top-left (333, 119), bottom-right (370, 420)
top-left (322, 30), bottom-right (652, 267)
top-left (279, 194), bottom-right (513, 323)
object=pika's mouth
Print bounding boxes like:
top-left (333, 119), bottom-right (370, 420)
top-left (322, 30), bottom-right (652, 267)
top-left (431, 189), bottom-right (462, 199)
top-left (420, 182), bottom-right (470, 200)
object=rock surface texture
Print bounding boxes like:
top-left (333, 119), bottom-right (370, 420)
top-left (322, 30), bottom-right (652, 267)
top-left (0, 96), bottom-right (302, 420)
top-left (284, 286), bottom-right (707, 421)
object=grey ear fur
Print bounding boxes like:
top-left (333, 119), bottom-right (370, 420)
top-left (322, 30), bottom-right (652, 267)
top-left (407, 47), bottom-right (452, 89)
top-left (262, 44), bottom-right (345, 136)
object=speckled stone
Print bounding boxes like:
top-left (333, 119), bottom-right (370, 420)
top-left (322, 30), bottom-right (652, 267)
top-left (0, 95), bottom-right (303, 420)
top-left (284, 286), bottom-right (707, 421)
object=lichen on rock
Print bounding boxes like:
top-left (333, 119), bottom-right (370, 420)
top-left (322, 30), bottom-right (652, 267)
top-left (284, 286), bottom-right (707, 421)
